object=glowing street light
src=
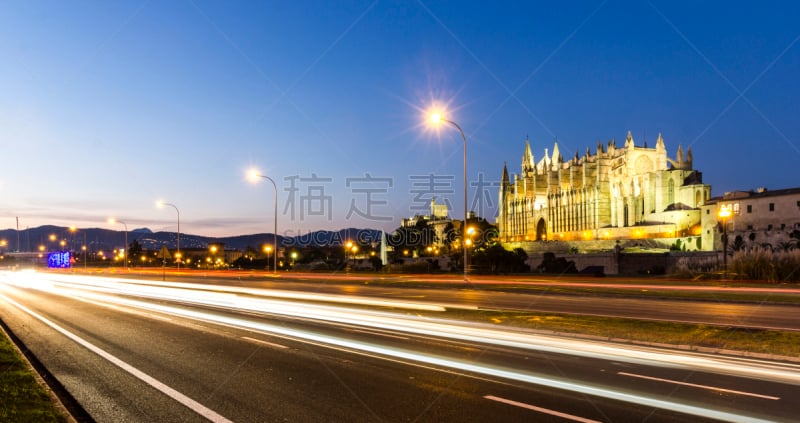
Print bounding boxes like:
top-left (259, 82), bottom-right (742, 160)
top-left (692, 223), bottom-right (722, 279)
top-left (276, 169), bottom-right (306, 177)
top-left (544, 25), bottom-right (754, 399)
top-left (428, 110), bottom-right (469, 282)
top-left (157, 201), bottom-right (181, 268)
top-left (248, 169), bottom-right (279, 273)
top-left (108, 218), bottom-right (129, 270)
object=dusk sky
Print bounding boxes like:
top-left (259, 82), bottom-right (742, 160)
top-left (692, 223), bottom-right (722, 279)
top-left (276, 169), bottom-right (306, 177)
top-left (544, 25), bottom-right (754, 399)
top-left (2, 1), bottom-right (799, 238)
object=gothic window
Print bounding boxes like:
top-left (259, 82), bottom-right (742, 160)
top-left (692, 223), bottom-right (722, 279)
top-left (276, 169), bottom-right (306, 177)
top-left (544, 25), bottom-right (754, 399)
top-left (623, 203), bottom-right (629, 227)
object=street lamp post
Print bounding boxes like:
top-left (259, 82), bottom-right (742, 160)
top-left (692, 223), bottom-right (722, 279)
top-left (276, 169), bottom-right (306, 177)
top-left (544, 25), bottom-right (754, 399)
top-left (108, 218), bottom-right (128, 270)
top-left (69, 226), bottom-right (88, 270)
top-left (158, 202), bottom-right (181, 269)
top-left (430, 112), bottom-right (469, 282)
top-left (345, 240), bottom-right (353, 270)
top-left (249, 171), bottom-right (279, 273)
top-left (718, 205), bottom-right (731, 280)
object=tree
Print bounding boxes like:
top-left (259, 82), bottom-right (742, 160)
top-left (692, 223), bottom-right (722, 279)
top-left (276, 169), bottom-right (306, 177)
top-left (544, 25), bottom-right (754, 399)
top-left (414, 218), bottom-right (437, 250)
top-left (471, 244), bottom-right (529, 274)
top-left (463, 217), bottom-right (498, 252)
top-left (537, 252), bottom-right (577, 274)
top-left (128, 239), bottom-right (143, 262)
top-left (388, 221), bottom-right (434, 259)
top-left (369, 255), bottom-right (383, 271)
top-left (442, 221), bottom-right (457, 251)
top-left (731, 235), bottom-right (746, 252)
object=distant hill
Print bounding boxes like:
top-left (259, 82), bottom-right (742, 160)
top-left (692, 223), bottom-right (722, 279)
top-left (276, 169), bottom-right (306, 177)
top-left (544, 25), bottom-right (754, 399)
top-left (0, 226), bottom-right (384, 252)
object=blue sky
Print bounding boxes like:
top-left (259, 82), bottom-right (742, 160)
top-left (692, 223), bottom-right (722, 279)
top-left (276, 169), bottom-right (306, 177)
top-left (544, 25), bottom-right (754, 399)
top-left (1, 1), bottom-right (799, 237)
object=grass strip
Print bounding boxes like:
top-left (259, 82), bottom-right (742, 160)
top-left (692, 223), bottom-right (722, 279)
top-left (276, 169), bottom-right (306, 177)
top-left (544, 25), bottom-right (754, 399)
top-left (438, 309), bottom-right (800, 358)
top-left (0, 330), bottom-right (66, 422)
top-left (368, 280), bottom-right (800, 304)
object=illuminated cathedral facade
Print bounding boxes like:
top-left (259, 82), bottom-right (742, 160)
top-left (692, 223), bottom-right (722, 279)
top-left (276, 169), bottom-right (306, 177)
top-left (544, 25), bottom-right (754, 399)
top-left (498, 132), bottom-right (711, 245)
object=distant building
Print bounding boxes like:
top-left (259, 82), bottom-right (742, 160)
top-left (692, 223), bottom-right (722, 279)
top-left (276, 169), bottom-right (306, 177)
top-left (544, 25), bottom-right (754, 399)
top-left (701, 187), bottom-right (800, 251)
top-left (401, 198), bottom-right (453, 247)
top-left (180, 243), bottom-right (243, 267)
top-left (498, 132), bottom-right (711, 246)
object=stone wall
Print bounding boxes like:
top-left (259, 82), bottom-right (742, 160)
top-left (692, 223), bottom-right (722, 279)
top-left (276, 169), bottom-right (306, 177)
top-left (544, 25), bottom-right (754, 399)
top-left (526, 250), bottom-right (717, 276)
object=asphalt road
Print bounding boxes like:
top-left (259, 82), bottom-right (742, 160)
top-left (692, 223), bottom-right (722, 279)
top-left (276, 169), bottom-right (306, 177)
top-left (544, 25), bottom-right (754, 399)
top-left (1, 271), bottom-right (798, 422)
top-left (133, 271), bottom-right (800, 332)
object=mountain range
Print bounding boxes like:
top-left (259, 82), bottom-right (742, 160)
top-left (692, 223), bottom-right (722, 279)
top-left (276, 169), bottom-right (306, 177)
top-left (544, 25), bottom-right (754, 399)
top-left (0, 226), bottom-right (384, 252)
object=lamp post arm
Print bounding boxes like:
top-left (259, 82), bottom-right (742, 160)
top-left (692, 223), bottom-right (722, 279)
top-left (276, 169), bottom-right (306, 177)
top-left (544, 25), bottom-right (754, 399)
top-left (443, 118), bottom-right (469, 283)
top-left (163, 203), bottom-right (181, 268)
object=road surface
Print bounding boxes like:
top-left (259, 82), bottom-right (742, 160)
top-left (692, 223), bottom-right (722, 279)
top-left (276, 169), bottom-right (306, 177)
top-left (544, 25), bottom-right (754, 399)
top-left (1, 271), bottom-right (798, 422)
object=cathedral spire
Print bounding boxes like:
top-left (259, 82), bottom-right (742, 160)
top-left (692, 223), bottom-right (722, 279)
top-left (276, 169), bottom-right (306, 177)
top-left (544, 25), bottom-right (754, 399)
top-left (501, 161), bottom-right (510, 186)
top-left (522, 138), bottom-right (535, 172)
top-left (551, 140), bottom-right (560, 164)
top-left (656, 132), bottom-right (665, 152)
top-left (625, 130), bottom-right (634, 148)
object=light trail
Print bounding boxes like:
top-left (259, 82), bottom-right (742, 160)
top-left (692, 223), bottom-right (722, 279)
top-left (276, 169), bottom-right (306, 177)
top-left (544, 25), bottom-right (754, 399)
top-left (13, 272), bottom-right (452, 311)
top-left (617, 372), bottom-right (781, 400)
top-left (4, 271), bottom-right (799, 386)
top-left (122, 269), bottom-right (800, 295)
top-left (1, 271), bottom-right (795, 422)
top-left (0, 292), bottom-right (233, 423)
top-left (4, 286), bottom-right (776, 423)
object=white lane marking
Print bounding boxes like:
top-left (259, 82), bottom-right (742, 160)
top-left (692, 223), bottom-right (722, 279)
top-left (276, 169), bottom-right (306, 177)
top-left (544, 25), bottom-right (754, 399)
top-left (484, 395), bottom-right (602, 423)
top-left (0, 294), bottom-right (233, 423)
top-left (241, 336), bottom-right (289, 349)
top-left (617, 372), bottom-right (780, 400)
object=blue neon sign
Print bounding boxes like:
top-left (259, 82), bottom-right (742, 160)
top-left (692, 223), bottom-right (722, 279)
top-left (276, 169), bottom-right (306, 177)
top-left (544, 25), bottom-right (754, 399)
top-left (48, 251), bottom-right (71, 268)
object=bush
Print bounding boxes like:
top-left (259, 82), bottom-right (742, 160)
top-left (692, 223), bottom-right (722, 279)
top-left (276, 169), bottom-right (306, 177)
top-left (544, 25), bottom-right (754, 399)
top-left (471, 245), bottom-right (529, 274)
top-left (672, 256), bottom-right (718, 278)
top-left (729, 247), bottom-right (800, 282)
top-left (537, 252), bottom-right (577, 274)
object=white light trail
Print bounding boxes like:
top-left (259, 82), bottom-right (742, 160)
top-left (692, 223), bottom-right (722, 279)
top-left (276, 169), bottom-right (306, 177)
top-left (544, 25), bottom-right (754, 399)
top-left (0, 292), bottom-right (233, 423)
top-left (617, 372), bottom-right (781, 400)
top-left (0, 270), bottom-right (795, 423)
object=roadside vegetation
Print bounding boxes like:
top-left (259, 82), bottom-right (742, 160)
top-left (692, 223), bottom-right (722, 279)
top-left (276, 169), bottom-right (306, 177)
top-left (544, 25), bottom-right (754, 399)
top-left (442, 309), bottom-right (800, 358)
top-left (728, 248), bottom-right (800, 282)
top-left (0, 330), bottom-right (65, 422)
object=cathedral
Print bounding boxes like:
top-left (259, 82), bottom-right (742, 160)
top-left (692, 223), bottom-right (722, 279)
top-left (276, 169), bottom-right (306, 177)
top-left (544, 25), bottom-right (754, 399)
top-left (498, 132), bottom-right (711, 246)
